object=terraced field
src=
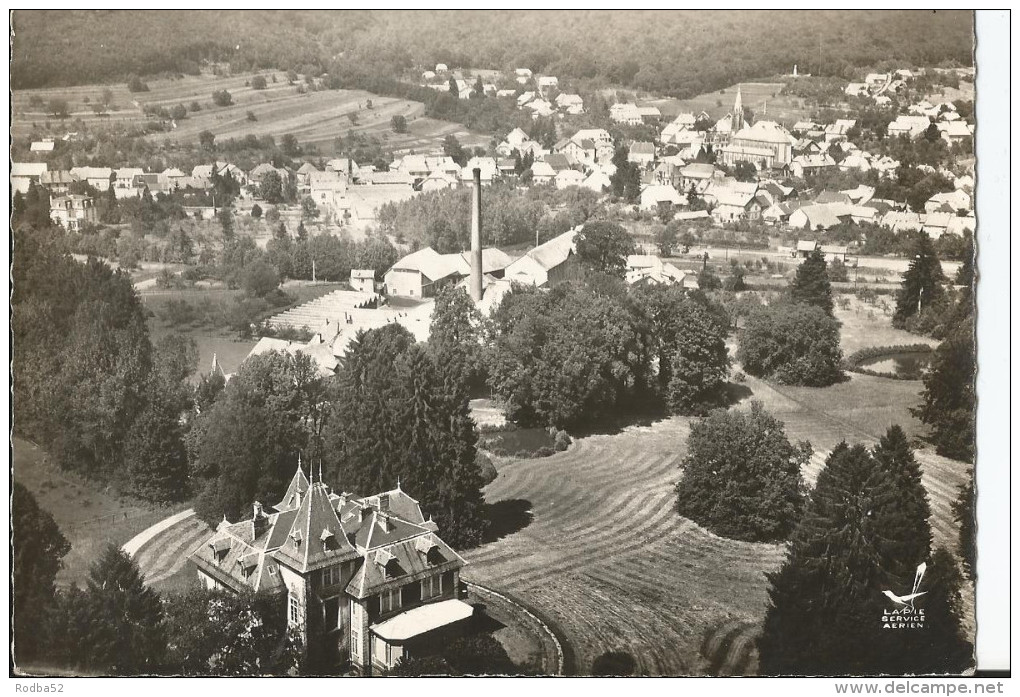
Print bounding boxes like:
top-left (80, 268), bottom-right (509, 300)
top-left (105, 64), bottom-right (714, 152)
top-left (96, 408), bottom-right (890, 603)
top-left (12, 72), bottom-right (488, 153)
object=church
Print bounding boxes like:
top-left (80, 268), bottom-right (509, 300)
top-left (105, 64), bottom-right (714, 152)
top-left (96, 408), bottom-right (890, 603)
top-left (715, 87), bottom-right (797, 170)
top-left (189, 464), bottom-right (471, 674)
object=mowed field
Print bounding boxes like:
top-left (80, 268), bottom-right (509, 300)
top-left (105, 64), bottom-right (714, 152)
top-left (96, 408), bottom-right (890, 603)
top-left (646, 81), bottom-right (813, 125)
top-left (463, 294), bottom-right (973, 675)
top-left (12, 72), bottom-right (488, 154)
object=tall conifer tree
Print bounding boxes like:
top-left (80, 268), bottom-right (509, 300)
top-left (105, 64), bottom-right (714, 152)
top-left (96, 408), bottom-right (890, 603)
top-left (790, 248), bottom-right (834, 316)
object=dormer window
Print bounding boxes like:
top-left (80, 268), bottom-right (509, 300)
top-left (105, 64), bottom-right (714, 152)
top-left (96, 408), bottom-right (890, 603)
top-left (290, 529), bottom-right (303, 547)
top-left (320, 528), bottom-right (336, 550)
top-left (210, 538), bottom-right (230, 563)
top-left (238, 554), bottom-right (258, 580)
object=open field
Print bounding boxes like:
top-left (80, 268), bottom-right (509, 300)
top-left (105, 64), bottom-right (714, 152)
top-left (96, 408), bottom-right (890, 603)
top-left (645, 81), bottom-right (814, 125)
top-left (13, 438), bottom-right (185, 589)
top-left (834, 294), bottom-right (939, 355)
top-left (12, 71), bottom-right (489, 154)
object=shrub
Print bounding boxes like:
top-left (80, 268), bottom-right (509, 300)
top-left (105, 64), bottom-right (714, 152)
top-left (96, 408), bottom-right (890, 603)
top-left (127, 75), bottom-right (149, 92)
top-left (737, 302), bottom-right (844, 387)
top-left (591, 651), bottom-right (637, 676)
top-left (212, 89), bottom-right (233, 107)
top-left (553, 429), bottom-right (572, 452)
top-left (676, 402), bottom-right (809, 542)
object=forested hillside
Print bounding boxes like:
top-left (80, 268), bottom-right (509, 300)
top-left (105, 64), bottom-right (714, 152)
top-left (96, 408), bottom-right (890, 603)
top-left (13, 10), bottom-right (973, 96)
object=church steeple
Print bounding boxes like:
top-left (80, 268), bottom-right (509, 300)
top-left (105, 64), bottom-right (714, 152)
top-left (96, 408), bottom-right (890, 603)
top-left (731, 86), bottom-right (745, 132)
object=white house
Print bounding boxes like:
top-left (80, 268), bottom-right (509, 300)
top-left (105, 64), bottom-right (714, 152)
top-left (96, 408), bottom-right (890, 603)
top-left (11, 161), bottom-right (48, 194)
top-left (555, 169), bottom-right (584, 190)
top-left (503, 229), bottom-right (581, 288)
top-left (639, 184), bottom-right (683, 211)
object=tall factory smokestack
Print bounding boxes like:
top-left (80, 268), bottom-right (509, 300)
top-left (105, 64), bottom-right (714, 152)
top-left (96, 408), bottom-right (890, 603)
top-left (470, 167), bottom-right (483, 302)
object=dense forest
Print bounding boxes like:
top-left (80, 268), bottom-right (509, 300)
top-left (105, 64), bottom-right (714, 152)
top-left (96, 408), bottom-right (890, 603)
top-left (12, 11), bottom-right (973, 96)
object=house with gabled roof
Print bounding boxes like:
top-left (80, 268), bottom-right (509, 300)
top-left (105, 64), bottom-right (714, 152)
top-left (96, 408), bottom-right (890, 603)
top-left (190, 465), bottom-right (469, 674)
top-left (504, 228), bottom-right (582, 287)
top-left (384, 247), bottom-right (470, 298)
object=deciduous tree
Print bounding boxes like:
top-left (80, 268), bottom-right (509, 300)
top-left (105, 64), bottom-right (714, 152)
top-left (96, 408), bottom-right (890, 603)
top-left (737, 302), bottom-right (844, 386)
top-left (676, 402), bottom-right (808, 542)
top-left (574, 221), bottom-right (635, 278)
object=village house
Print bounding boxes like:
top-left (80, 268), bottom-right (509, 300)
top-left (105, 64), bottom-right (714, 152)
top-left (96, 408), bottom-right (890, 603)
top-left (350, 269), bottom-right (376, 294)
top-left (628, 141), bottom-right (656, 167)
top-left (790, 153), bottom-right (837, 178)
top-left (30, 139), bottom-right (55, 153)
top-left (639, 184), bottom-right (684, 212)
top-left (503, 229), bottom-right (582, 288)
top-left (718, 120), bottom-right (795, 170)
top-left (610, 102), bottom-right (643, 126)
top-left (525, 99), bottom-right (555, 117)
top-left (937, 120), bottom-right (972, 145)
top-left (581, 169), bottom-right (612, 193)
top-left (69, 166), bottom-right (113, 191)
top-left (881, 211), bottom-right (924, 233)
top-left (678, 163), bottom-right (719, 192)
top-left (39, 170), bottom-right (74, 194)
top-left (625, 255), bottom-right (697, 289)
top-left (384, 247), bottom-right (470, 298)
top-left (887, 115), bottom-right (932, 139)
top-left (789, 203), bottom-right (850, 231)
top-left (553, 137), bottom-right (595, 167)
top-left (555, 169), bottom-right (584, 190)
top-left (50, 194), bottom-right (96, 231)
top-left (637, 106), bottom-right (662, 122)
top-left (925, 189), bottom-right (972, 214)
top-left (420, 171), bottom-right (459, 192)
top-left (762, 201), bottom-right (797, 225)
top-left (555, 93), bottom-right (584, 112)
top-left (844, 82), bottom-right (870, 97)
top-left (530, 160), bottom-right (557, 186)
top-left (711, 190), bottom-right (762, 223)
top-left (536, 75), bottom-right (558, 92)
top-left (823, 119), bottom-right (857, 142)
top-left (310, 171), bottom-right (348, 215)
top-left (460, 157), bottom-right (499, 185)
top-left (190, 467), bottom-right (470, 674)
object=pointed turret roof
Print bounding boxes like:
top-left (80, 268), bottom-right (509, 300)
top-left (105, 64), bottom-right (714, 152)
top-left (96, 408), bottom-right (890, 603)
top-left (274, 481), bottom-right (359, 573)
top-left (731, 87), bottom-right (745, 133)
top-left (274, 463), bottom-right (309, 512)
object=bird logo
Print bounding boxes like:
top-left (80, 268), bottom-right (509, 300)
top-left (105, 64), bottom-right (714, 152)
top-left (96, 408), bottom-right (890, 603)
top-left (882, 562), bottom-right (927, 610)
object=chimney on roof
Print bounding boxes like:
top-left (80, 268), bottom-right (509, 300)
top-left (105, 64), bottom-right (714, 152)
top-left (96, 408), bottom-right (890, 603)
top-left (470, 167), bottom-right (483, 302)
top-left (378, 511), bottom-right (394, 533)
top-left (253, 500), bottom-right (269, 536)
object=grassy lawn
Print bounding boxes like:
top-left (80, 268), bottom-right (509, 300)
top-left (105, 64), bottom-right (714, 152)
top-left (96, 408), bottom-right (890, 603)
top-left (835, 293), bottom-right (939, 355)
top-left (13, 438), bottom-right (187, 589)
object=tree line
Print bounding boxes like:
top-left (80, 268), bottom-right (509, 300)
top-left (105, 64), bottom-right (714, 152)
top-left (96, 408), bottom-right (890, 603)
top-left (14, 11), bottom-right (973, 101)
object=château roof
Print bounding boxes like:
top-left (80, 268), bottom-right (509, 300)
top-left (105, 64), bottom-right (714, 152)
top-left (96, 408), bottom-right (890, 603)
top-left (188, 465), bottom-right (464, 596)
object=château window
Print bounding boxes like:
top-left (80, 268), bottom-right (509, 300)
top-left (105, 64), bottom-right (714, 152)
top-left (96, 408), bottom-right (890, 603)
top-left (288, 592), bottom-right (300, 626)
top-left (378, 587), bottom-right (401, 614)
top-left (421, 573), bottom-right (444, 600)
top-left (321, 564), bottom-right (341, 587)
